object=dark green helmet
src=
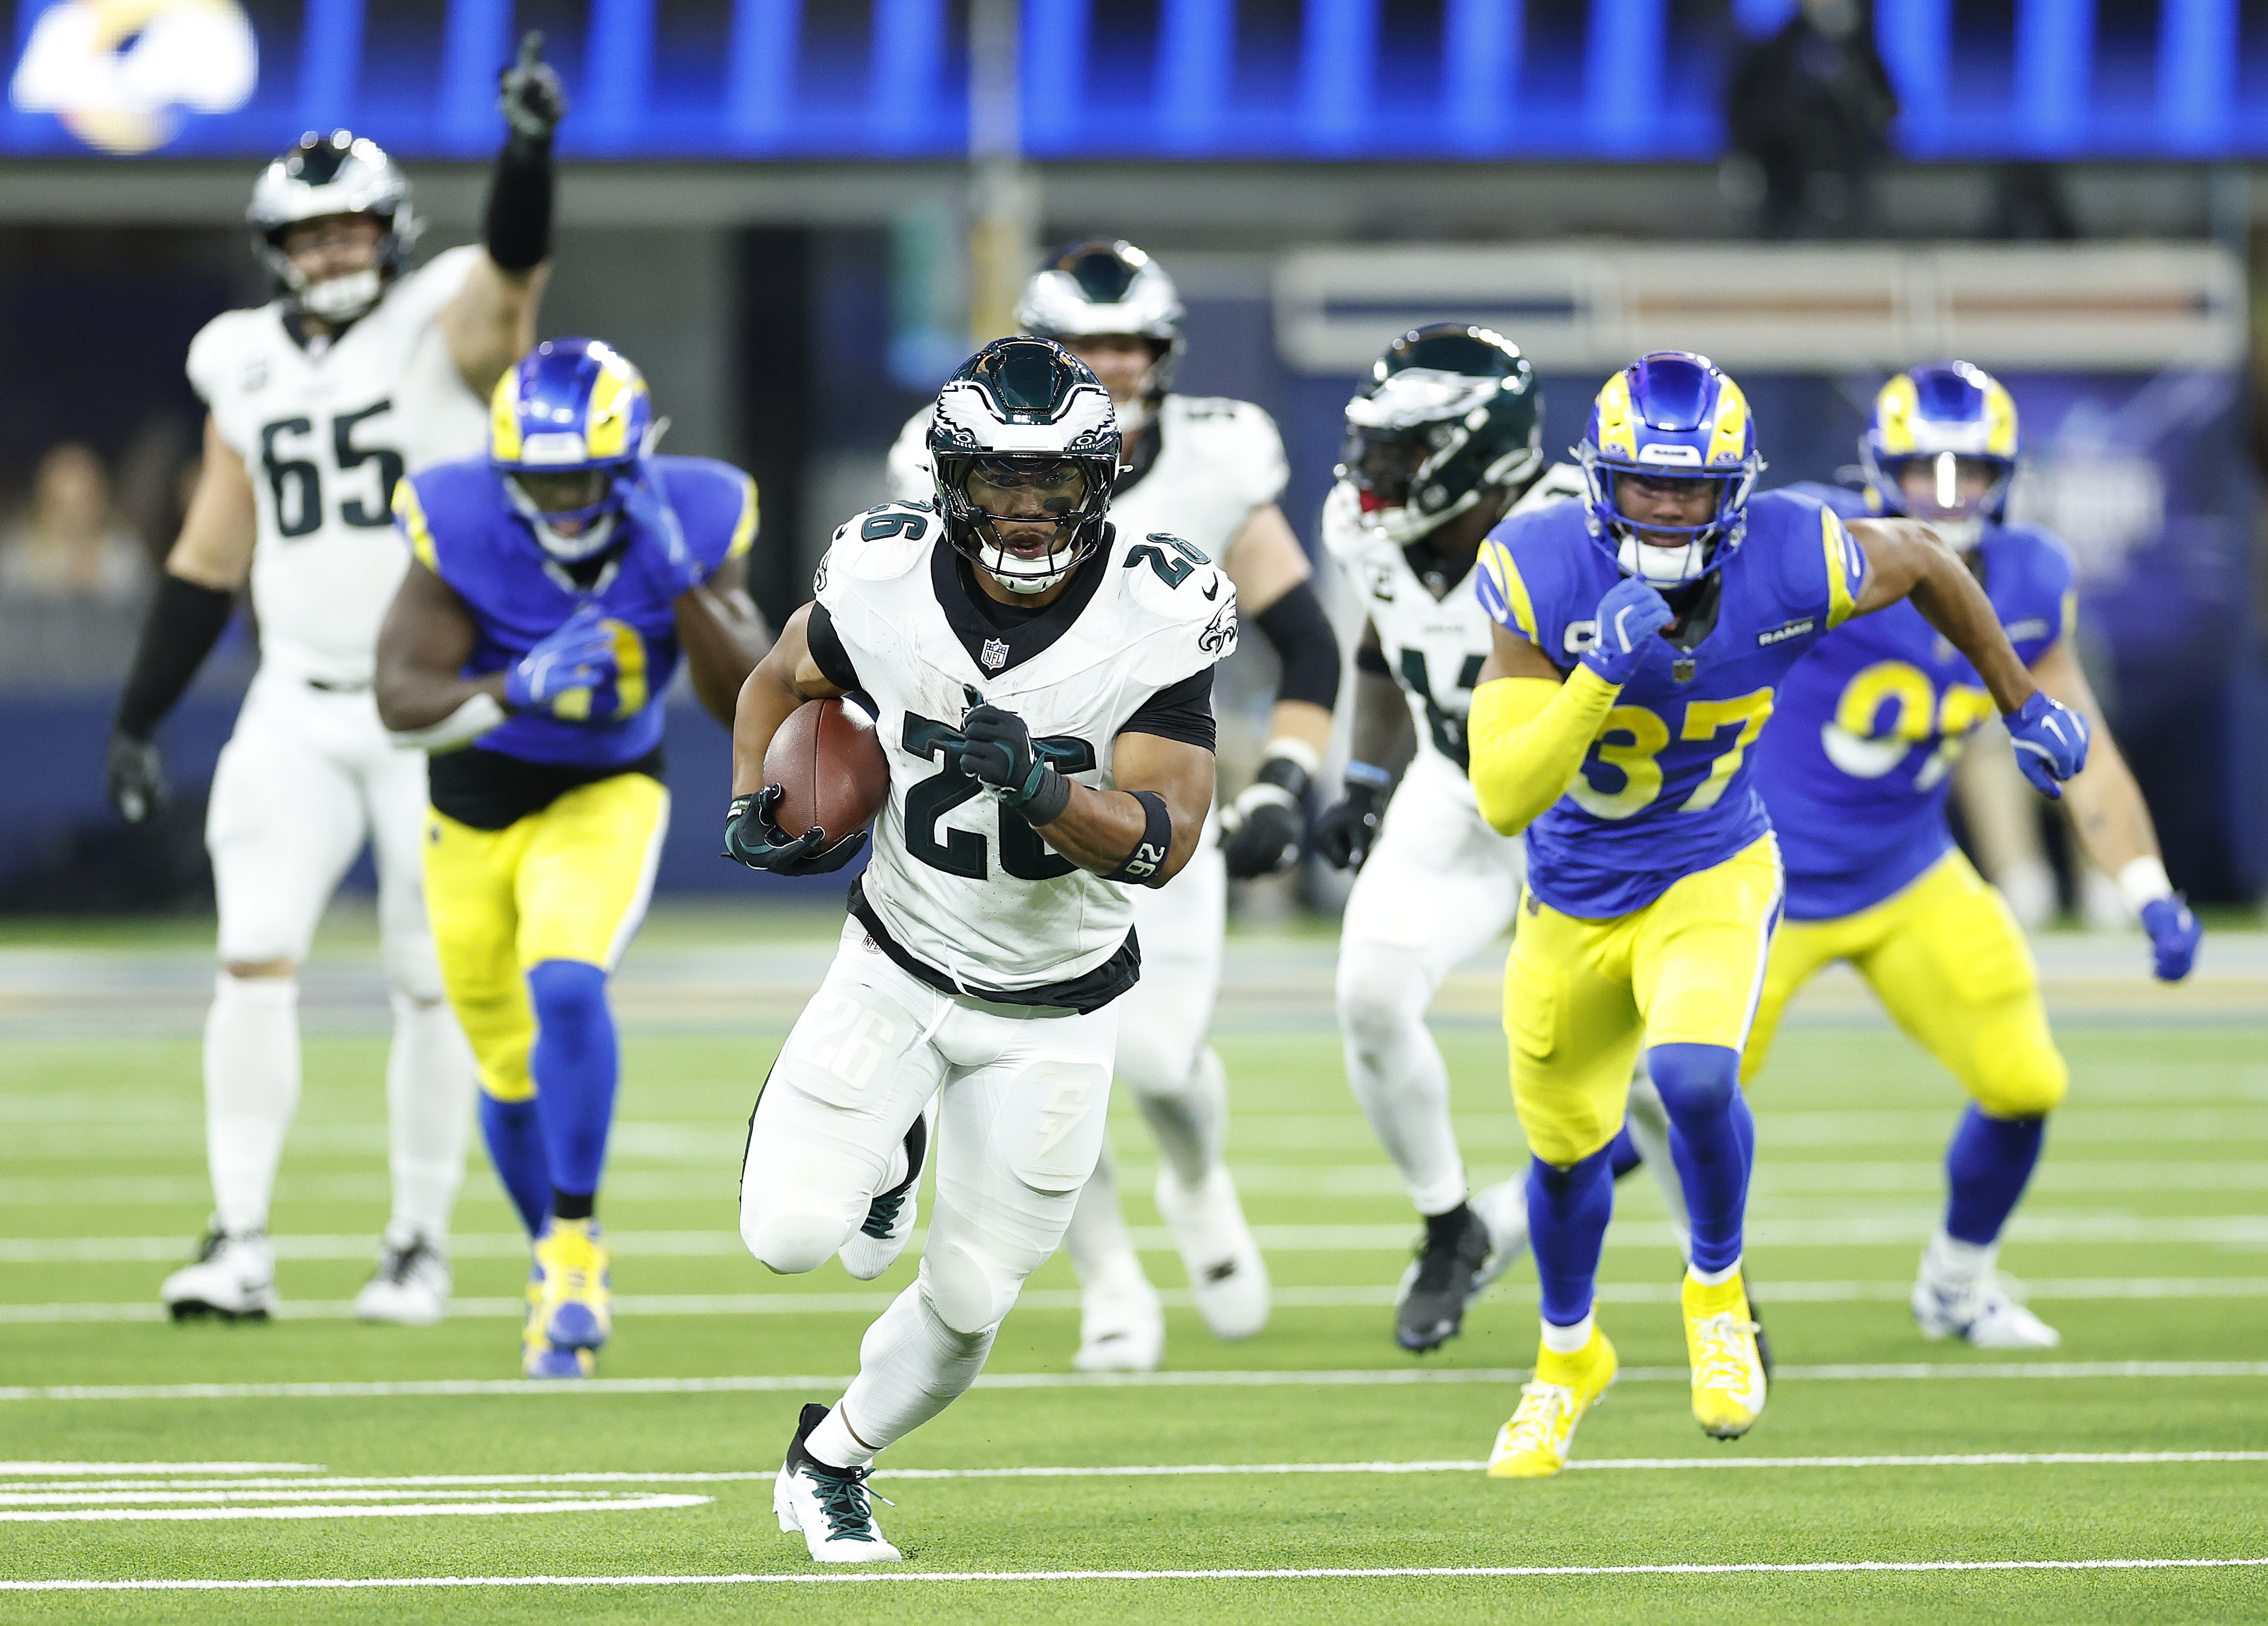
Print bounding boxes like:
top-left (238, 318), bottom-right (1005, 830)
top-left (1337, 324), bottom-right (1542, 545)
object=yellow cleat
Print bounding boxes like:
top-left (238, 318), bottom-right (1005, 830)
top-left (519, 1267), bottom-right (595, 1378)
top-left (1486, 1327), bottom-right (1618, 1479)
top-left (1684, 1269), bottom-right (1766, 1438)
top-left (532, 1217), bottom-right (613, 1354)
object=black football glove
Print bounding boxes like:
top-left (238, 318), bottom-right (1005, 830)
top-left (1219, 754), bottom-right (1311, 880)
top-left (498, 31), bottom-right (568, 140)
top-left (954, 696), bottom-right (1050, 806)
top-left (722, 786), bottom-right (868, 876)
top-left (1314, 768), bottom-right (1392, 872)
top-left (106, 732), bottom-right (167, 825)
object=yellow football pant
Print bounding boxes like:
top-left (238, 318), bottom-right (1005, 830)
top-left (1505, 835), bottom-right (1783, 1167)
top-left (423, 772), bottom-right (669, 1104)
top-left (1742, 849), bottom-right (2066, 1119)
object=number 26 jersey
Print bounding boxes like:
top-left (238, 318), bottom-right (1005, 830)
top-left (186, 246), bottom-right (489, 687)
top-left (1476, 488), bottom-right (1871, 918)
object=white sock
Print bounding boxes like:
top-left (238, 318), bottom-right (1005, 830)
top-left (1924, 1228), bottom-right (1995, 1283)
top-left (1624, 1067), bottom-right (1692, 1262)
top-left (1541, 1312), bottom-right (1596, 1354)
top-left (1134, 1046), bottom-right (1225, 1191)
top-left (203, 973), bottom-right (302, 1236)
top-left (1062, 1140), bottom-right (1151, 1293)
top-left (385, 992), bottom-right (476, 1246)
top-left (1688, 1256), bottom-right (1742, 1288)
top-left (804, 1403), bottom-right (877, 1471)
top-left (831, 1281), bottom-right (996, 1457)
top-left (1340, 955), bottom-right (1466, 1216)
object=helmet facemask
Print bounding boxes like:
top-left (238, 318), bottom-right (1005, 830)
top-left (940, 455), bottom-right (1108, 595)
top-left (249, 134), bottom-right (419, 327)
top-left (1863, 450), bottom-right (2013, 552)
top-left (503, 466), bottom-right (626, 565)
top-left (1581, 459), bottom-right (1757, 588)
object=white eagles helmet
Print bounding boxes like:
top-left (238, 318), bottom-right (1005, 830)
top-left (248, 131), bottom-right (420, 325)
top-left (1015, 240), bottom-right (1184, 435)
top-left (927, 337), bottom-right (1122, 596)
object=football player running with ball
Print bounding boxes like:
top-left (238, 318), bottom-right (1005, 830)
top-left (1465, 352), bottom-right (2088, 1478)
top-left (887, 241), bottom-right (1339, 1371)
top-left (1740, 362), bottom-right (2200, 1346)
top-left (732, 338), bottom-right (1235, 1562)
top-left (375, 339), bottom-right (767, 1377)
top-left (107, 41), bottom-right (567, 1325)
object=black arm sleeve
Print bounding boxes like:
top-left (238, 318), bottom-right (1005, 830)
top-left (1251, 579), bottom-right (1341, 710)
top-left (483, 132), bottom-right (554, 274)
top-left (1120, 666), bottom-right (1216, 752)
top-left (805, 603), bottom-right (863, 693)
top-left (113, 575), bottom-right (236, 740)
top-left (1354, 641), bottom-right (1393, 676)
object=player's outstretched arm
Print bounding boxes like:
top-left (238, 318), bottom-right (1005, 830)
top-left (1850, 519), bottom-right (2089, 797)
top-left (441, 31), bottom-right (562, 399)
top-left (106, 416), bottom-right (258, 822)
top-left (2029, 636), bottom-right (2200, 978)
top-left (373, 562), bottom-right (509, 747)
top-left (1033, 728), bottom-right (1216, 886)
top-left (670, 553), bottom-right (772, 728)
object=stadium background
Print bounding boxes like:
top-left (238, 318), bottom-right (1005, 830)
top-left (2, 0), bottom-right (2263, 916)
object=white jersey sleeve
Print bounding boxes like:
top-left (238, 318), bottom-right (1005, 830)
top-left (885, 408), bottom-right (934, 505)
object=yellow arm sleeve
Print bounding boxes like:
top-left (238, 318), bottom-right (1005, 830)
top-left (1466, 668), bottom-right (1621, 836)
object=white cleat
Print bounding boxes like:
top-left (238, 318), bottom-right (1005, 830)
top-left (1073, 1264), bottom-right (1165, 1372)
top-left (1468, 1177), bottom-right (1533, 1298)
top-left (1912, 1268), bottom-right (2062, 1349)
top-left (160, 1227), bottom-right (277, 1321)
top-left (1154, 1164), bottom-right (1269, 1341)
top-left (774, 1404), bottom-right (902, 1563)
top-left (353, 1233), bottom-right (451, 1326)
top-left (839, 1114), bottom-right (927, 1282)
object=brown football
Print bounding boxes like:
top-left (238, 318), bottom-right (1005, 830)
top-left (764, 698), bottom-right (889, 845)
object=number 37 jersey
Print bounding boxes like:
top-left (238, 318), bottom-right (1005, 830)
top-left (187, 246), bottom-right (488, 686)
top-left (1476, 488), bottom-right (1870, 918)
top-left (813, 503), bottom-right (1237, 1010)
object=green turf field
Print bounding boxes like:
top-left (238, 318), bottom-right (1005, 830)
top-left (3, 911), bottom-right (2265, 1623)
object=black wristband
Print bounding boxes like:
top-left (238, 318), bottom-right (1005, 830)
top-left (1015, 766), bottom-right (1072, 828)
top-left (1103, 790), bottom-right (1173, 886)
top-left (1251, 580), bottom-right (1341, 709)
top-left (1354, 642), bottom-right (1393, 677)
top-left (1254, 753), bottom-right (1312, 803)
top-left (115, 575), bottom-right (235, 740)
top-left (483, 131), bottom-right (554, 273)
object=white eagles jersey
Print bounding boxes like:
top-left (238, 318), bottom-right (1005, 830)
top-left (815, 500), bottom-right (1237, 1007)
top-left (1324, 461), bottom-right (1586, 784)
top-left (888, 392), bottom-right (1289, 567)
top-left (186, 245), bottom-right (488, 686)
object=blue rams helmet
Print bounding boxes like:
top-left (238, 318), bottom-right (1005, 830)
top-left (1860, 360), bottom-right (2019, 551)
top-left (489, 338), bottom-right (657, 563)
top-left (1576, 351), bottom-right (1763, 587)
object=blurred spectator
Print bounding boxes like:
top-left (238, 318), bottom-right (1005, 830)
top-left (0, 441), bottom-right (152, 683)
top-left (1727, 0), bottom-right (1898, 240)
top-left (1983, 163), bottom-right (2081, 241)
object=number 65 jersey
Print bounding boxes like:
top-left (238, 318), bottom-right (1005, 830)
top-left (186, 245), bottom-right (489, 688)
top-left (809, 502), bottom-right (1237, 1011)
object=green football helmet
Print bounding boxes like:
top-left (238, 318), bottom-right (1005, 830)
top-left (1339, 323), bottom-right (1543, 545)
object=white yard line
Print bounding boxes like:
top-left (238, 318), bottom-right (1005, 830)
top-left (0, 1494), bottom-right (712, 1524)
top-left (0, 1461), bottom-right (322, 1475)
top-left (7, 1360), bottom-right (2268, 1404)
top-left (4, 1557), bottom-right (2265, 1590)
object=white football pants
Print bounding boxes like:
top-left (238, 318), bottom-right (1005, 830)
top-left (201, 666), bottom-right (474, 1241)
top-left (1336, 751), bottom-right (1526, 1217)
top-left (741, 921), bottom-right (1116, 1459)
top-left (1062, 811), bottom-right (1227, 1289)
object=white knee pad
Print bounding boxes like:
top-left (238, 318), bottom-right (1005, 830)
top-left (921, 1240), bottom-right (1019, 1337)
top-left (1336, 942), bottom-right (1435, 1057)
top-left (742, 1209), bottom-right (851, 1277)
top-left (382, 927), bottom-right (447, 1005)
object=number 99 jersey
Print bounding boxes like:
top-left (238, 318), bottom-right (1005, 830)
top-left (1753, 483), bottom-right (2073, 921)
top-left (1476, 487), bottom-right (1871, 917)
top-left (811, 501), bottom-right (1237, 1010)
top-left (186, 246), bottom-right (489, 687)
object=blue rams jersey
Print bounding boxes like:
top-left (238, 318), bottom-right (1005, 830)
top-left (1756, 483), bottom-right (2072, 921)
top-left (1476, 488), bottom-right (1870, 917)
top-left (395, 455), bottom-right (757, 769)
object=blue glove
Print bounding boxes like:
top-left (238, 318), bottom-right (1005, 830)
top-left (1581, 576), bottom-right (1675, 685)
top-left (722, 786), bottom-right (868, 876)
top-left (2006, 690), bottom-right (2090, 799)
top-left (506, 604), bottom-right (619, 714)
top-left (2139, 895), bottom-right (2201, 982)
top-left (954, 694), bottom-right (1049, 805)
top-left (616, 464), bottom-right (706, 601)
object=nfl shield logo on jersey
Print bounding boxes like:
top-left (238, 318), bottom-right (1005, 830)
top-left (981, 637), bottom-right (1009, 672)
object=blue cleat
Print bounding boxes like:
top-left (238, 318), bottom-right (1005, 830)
top-left (519, 1265), bottom-right (596, 1378)
top-left (532, 1217), bottom-right (613, 1352)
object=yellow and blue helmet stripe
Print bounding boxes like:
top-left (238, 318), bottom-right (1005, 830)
top-left (490, 338), bottom-right (654, 478)
top-left (1861, 360), bottom-right (2018, 521)
top-left (1576, 350), bottom-right (1764, 585)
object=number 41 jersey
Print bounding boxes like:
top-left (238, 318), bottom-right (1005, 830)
top-left (186, 246), bottom-right (489, 687)
top-left (811, 502), bottom-right (1238, 1010)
